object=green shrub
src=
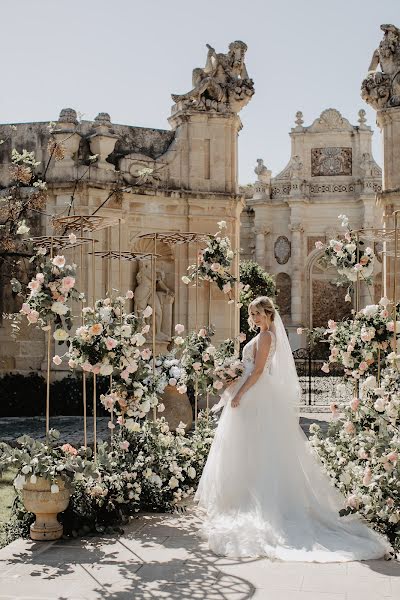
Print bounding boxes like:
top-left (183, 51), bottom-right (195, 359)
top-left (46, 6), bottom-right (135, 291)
top-left (239, 260), bottom-right (276, 342)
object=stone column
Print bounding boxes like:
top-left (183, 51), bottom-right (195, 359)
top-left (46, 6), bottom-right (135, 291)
top-left (289, 222), bottom-right (304, 325)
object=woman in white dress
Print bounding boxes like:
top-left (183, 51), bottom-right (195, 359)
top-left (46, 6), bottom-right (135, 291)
top-left (195, 296), bottom-right (391, 561)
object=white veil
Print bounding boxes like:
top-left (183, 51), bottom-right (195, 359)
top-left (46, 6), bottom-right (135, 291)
top-left (270, 311), bottom-right (302, 415)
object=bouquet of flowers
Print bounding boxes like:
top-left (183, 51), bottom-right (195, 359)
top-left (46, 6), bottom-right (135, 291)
top-left (320, 298), bottom-right (397, 382)
top-left (315, 214), bottom-right (375, 286)
top-left (175, 325), bottom-right (217, 394)
top-left (0, 429), bottom-right (96, 492)
top-left (16, 251), bottom-right (82, 342)
top-left (182, 220), bottom-right (237, 300)
top-left (212, 337), bottom-right (244, 388)
top-left (67, 294), bottom-right (152, 376)
top-left (155, 349), bottom-right (187, 394)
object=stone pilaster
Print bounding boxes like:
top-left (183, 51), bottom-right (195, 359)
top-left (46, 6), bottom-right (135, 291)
top-left (288, 222), bottom-right (304, 325)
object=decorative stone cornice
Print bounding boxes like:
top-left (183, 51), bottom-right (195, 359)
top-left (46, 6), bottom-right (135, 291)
top-left (289, 223), bottom-right (304, 233)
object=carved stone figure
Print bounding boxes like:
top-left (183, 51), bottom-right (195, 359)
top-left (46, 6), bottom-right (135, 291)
top-left (134, 261), bottom-right (175, 340)
top-left (171, 41), bottom-right (254, 114)
top-left (361, 24), bottom-right (400, 109)
top-left (254, 158), bottom-right (271, 183)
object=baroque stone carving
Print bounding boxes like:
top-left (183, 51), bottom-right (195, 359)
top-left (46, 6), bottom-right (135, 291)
top-left (307, 109), bottom-right (353, 133)
top-left (359, 152), bottom-right (382, 178)
top-left (309, 183), bottom-right (355, 194)
top-left (254, 158), bottom-right (271, 184)
top-left (274, 236), bottom-right (291, 264)
top-left (134, 260), bottom-right (175, 340)
top-left (275, 155), bottom-right (303, 180)
top-left (361, 24), bottom-right (400, 109)
top-left (311, 147), bottom-right (352, 176)
top-left (171, 41), bottom-right (254, 114)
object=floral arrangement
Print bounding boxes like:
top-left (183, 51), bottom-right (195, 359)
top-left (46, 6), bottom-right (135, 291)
top-left (182, 220), bottom-right (237, 301)
top-left (212, 336), bottom-right (244, 387)
top-left (315, 214), bottom-right (375, 287)
top-left (0, 429), bottom-right (96, 493)
top-left (320, 298), bottom-right (397, 382)
top-left (15, 250), bottom-right (82, 342)
top-left (155, 348), bottom-right (187, 394)
top-left (174, 325), bottom-right (218, 394)
top-left (66, 294), bottom-right (152, 376)
top-left (310, 365), bottom-right (400, 552)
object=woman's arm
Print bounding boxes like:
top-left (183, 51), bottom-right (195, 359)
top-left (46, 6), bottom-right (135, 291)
top-left (231, 331), bottom-right (271, 408)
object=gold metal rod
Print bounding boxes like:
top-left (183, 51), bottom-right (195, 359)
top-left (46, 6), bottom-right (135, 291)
top-left (46, 237), bottom-right (54, 437)
top-left (195, 241), bottom-right (199, 331)
top-left (91, 238), bottom-right (97, 460)
top-left (152, 235), bottom-right (157, 421)
top-left (235, 217), bottom-right (241, 352)
top-left (195, 377), bottom-right (198, 428)
top-left (394, 211), bottom-right (398, 362)
top-left (110, 374), bottom-right (113, 440)
top-left (356, 231), bottom-right (360, 313)
top-left (119, 219), bottom-right (122, 293)
top-left (377, 347), bottom-right (381, 385)
top-left (107, 226), bottom-right (111, 296)
top-left (80, 219), bottom-right (87, 448)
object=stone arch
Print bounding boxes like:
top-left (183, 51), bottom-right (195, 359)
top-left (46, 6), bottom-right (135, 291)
top-left (305, 248), bottom-right (352, 328)
top-left (275, 272), bottom-right (291, 325)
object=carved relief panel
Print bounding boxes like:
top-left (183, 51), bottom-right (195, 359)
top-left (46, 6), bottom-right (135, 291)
top-left (311, 147), bottom-right (352, 176)
top-left (274, 236), bottom-right (291, 264)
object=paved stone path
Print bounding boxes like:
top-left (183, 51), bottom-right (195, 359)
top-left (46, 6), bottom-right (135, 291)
top-left (0, 509), bottom-right (398, 599)
top-left (0, 413), bottom-right (332, 446)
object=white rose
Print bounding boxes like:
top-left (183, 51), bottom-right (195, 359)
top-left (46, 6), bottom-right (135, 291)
top-left (169, 476), bottom-right (179, 489)
top-left (187, 467), bottom-right (196, 479)
top-left (100, 364), bottom-right (113, 376)
top-left (362, 304), bottom-right (379, 317)
top-left (181, 276), bottom-right (191, 285)
top-left (51, 302), bottom-right (69, 316)
top-left (51, 484), bottom-right (60, 494)
top-left (53, 328), bottom-right (69, 342)
top-left (13, 474), bottom-right (26, 490)
top-left (143, 306), bottom-right (153, 318)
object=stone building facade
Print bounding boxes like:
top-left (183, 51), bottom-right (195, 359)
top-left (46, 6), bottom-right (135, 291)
top-left (0, 41), bottom-right (254, 373)
top-left (241, 108), bottom-right (383, 348)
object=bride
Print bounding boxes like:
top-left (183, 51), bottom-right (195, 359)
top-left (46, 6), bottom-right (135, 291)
top-left (195, 296), bottom-right (391, 561)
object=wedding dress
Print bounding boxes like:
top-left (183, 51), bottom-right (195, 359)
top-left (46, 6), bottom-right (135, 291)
top-left (194, 313), bottom-right (391, 561)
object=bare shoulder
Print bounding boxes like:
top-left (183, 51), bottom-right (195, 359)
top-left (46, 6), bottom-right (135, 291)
top-left (258, 330), bottom-right (273, 347)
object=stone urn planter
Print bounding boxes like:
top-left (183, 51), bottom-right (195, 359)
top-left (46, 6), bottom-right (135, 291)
top-left (157, 385), bottom-right (193, 432)
top-left (22, 477), bottom-right (71, 541)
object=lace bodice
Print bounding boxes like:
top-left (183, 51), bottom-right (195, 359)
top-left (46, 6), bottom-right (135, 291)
top-left (242, 331), bottom-right (276, 374)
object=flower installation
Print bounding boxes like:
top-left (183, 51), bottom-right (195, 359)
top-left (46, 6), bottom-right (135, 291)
top-left (310, 365), bottom-right (400, 552)
top-left (66, 294), bottom-right (152, 375)
top-left (315, 214), bottom-right (375, 291)
top-left (174, 325), bottom-right (217, 395)
top-left (15, 250), bottom-right (82, 342)
top-left (182, 220), bottom-right (237, 302)
top-left (320, 298), bottom-right (397, 382)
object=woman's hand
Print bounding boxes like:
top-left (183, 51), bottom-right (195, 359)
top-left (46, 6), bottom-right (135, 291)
top-left (231, 394), bottom-right (241, 408)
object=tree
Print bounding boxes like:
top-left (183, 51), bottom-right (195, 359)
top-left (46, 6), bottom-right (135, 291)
top-left (239, 260), bottom-right (276, 342)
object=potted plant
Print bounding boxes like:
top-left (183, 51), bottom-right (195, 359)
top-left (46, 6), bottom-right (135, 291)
top-left (0, 429), bottom-right (95, 540)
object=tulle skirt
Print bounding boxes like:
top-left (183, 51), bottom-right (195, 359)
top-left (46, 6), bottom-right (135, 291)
top-left (195, 371), bottom-right (391, 562)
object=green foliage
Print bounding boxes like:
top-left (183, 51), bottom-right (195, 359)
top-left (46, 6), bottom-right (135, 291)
top-left (239, 260), bottom-right (276, 342)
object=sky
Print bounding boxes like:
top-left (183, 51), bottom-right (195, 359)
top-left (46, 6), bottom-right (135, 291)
top-left (1, 0), bottom-right (399, 184)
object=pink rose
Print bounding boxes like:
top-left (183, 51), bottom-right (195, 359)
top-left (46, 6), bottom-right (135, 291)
top-left (330, 402), bottom-right (338, 415)
top-left (238, 332), bottom-right (246, 343)
top-left (358, 361), bottom-right (368, 371)
top-left (350, 397), bottom-right (360, 411)
top-left (119, 440), bottom-right (130, 451)
top-left (175, 323), bottom-right (185, 334)
top-left (27, 310), bottom-right (39, 323)
top-left (121, 369), bottom-right (130, 381)
top-left (381, 309), bottom-right (389, 318)
top-left (387, 498), bottom-right (395, 508)
top-left (82, 362), bottom-right (93, 372)
top-left (141, 348), bottom-right (152, 360)
top-left (213, 380), bottom-right (223, 390)
top-left (203, 353), bottom-right (210, 362)
top-left (358, 448), bottom-right (368, 459)
top-left (387, 321), bottom-right (395, 332)
top-left (296, 328), bottom-right (304, 335)
top-left (28, 279), bottom-right (41, 292)
top-left (344, 421), bottom-right (355, 435)
top-left (193, 362), bottom-right (202, 372)
top-left (383, 462), bottom-right (393, 472)
top-left (210, 263), bottom-right (221, 272)
top-left (61, 443), bottom-right (78, 456)
top-left (52, 355), bottom-right (62, 366)
top-left (20, 303), bottom-right (31, 315)
top-left (353, 263), bottom-right (362, 271)
top-left (362, 467), bottom-right (372, 486)
top-left (61, 276), bottom-right (75, 290)
top-left (168, 378), bottom-right (177, 387)
top-left (331, 347), bottom-right (339, 357)
top-left (387, 451), bottom-right (398, 463)
top-left (108, 421), bottom-right (115, 430)
top-left (105, 337), bottom-right (117, 350)
top-left (333, 243), bottom-right (343, 253)
top-left (346, 494), bottom-right (360, 509)
top-left (222, 282), bottom-right (231, 294)
top-left (92, 365), bottom-right (101, 375)
top-left (327, 320), bottom-right (337, 330)
top-left (125, 290), bottom-right (134, 299)
top-left (315, 241), bottom-right (324, 250)
top-left (177, 384), bottom-right (187, 394)
top-left (198, 328), bottom-right (207, 338)
top-left (52, 255), bottom-right (66, 268)
top-left (36, 273), bottom-right (45, 283)
top-left (321, 363), bottom-right (330, 373)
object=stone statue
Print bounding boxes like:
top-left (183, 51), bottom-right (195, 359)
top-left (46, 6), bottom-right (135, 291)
top-left (254, 159), bottom-right (271, 184)
top-left (134, 260), bottom-right (175, 340)
top-left (171, 41), bottom-right (254, 114)
top-left (361, 24), bottom-right (400, 109)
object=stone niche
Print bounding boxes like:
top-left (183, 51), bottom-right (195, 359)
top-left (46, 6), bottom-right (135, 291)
top-left (312, 280), bottom-right (352, 327)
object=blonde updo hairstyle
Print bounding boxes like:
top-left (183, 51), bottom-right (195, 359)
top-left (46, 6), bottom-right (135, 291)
top-left (247, 296), bottom-right (276, 331)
